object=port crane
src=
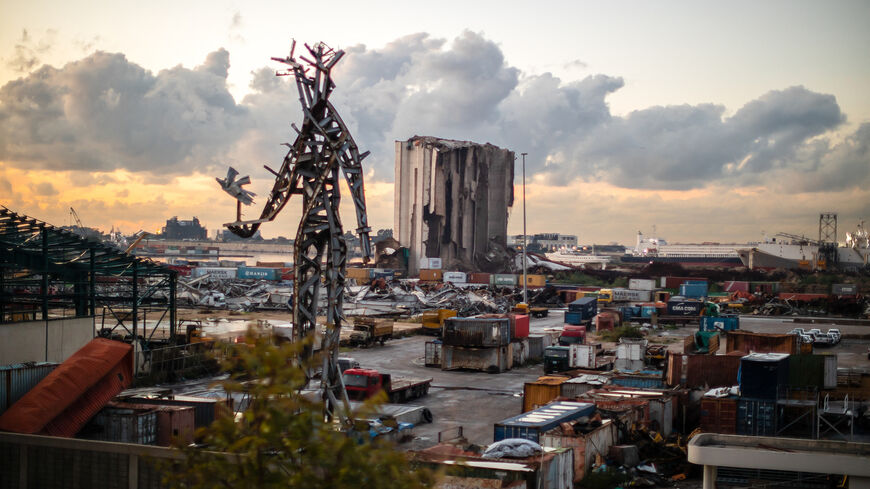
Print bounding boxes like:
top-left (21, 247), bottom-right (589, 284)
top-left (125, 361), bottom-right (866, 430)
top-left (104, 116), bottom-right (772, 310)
top-left (218, 41), bottom-right (372, 423)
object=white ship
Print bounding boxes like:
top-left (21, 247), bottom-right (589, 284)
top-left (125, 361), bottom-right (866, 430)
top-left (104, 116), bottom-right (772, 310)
top-left (621, 231), bottom-right (745, 266)
top-left (737, 223), bottom-right (870, 270)
top-left (544, 249), bottom-right (612, 266)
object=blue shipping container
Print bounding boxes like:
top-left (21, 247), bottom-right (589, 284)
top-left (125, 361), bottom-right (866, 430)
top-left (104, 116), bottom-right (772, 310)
top-left (237, 267), bottom-right (279, 280)
top-left (700, 316), bottom-right (739, 332)
top-left (679, 283), bottom-right (708, 298)
top-left (567, 297), bottom-right (598, 319)
top-left (611, 375), bottom-right (664, 389)
top-left (736, 398), bottom-right (777, 436)
top-left (494, 401), bottom-right (596, 442)
top-left (641, 305), bottom-right (657, 318)
top-left (564, 311), bottom-right (587, 325)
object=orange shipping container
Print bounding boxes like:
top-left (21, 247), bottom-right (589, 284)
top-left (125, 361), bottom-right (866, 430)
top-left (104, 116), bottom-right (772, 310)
top-left (726, 331), bottom-right (800, 355)
top-left (524, 274), bottom-right (547, 287)
top-left (419, 269), bottom-right (443, 281)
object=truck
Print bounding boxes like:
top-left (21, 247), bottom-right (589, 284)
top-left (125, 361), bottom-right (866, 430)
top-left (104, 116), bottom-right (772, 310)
top-left (512, 303), bottom-right (549, 318)
top-left (342, 369), bottom-right (433, 403)
top-left (558, 325), bottom-right (586, 345)
top-left (349, 318), bottom-right (393, 347)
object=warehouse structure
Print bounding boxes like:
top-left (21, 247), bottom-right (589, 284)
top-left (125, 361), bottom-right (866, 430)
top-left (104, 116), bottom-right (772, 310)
top-left (0, 206), bottom-right (177, 367)
top-left (395, 136), bottom-right (514, 274)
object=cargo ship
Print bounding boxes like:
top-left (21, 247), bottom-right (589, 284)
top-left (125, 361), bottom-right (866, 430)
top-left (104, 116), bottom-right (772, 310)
top-left (544, 250), bottom-right (612, 266)
top-left (620, 231), bottom-right (744, 267)
top-left (737, 224), bottom-right (869, 270)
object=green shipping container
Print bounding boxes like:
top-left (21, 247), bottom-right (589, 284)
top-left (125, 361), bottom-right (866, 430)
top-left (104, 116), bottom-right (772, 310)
top-left (788, 354), bottom-right (824, 389)
top-left (491, 274), bottom-right (517, 286)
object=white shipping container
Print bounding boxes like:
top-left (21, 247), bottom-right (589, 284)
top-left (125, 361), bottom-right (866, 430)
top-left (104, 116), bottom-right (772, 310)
top-left (193, 267), bottom-right (237, 279)
top-left (611, 288), bottom-right (651, 302)
top-left (570, 344), bottom-right (597, 369)
top-left (617, 339), bottom-right (647, 361)
top-left (442, 271), bottom-right (467, 283)
top-left (629, 278), bottom-right (656, 291)
top-left (420, 257), bottom-right (442, 270)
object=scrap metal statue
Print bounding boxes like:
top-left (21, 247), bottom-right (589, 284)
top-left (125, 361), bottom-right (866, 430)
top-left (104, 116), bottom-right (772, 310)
top-left (218, 41), bottom-right (372, 422)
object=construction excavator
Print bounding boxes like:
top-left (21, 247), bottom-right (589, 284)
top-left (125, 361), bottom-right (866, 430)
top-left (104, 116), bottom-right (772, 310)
top-left (217, 41), bottom-right (372, 425)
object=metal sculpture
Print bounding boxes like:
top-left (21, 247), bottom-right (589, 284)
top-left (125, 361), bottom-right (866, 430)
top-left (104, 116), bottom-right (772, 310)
top-left (219, 41), bottom-right (372, 422)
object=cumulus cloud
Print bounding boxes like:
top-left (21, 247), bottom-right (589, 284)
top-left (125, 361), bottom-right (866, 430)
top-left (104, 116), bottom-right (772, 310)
top-left (30, 181), bottom-right (58, 196)
top-left (0, 48), bottom-right (248, 175)
top-left (6, 29), bottom-right (55, 73)
top-left (1, 30), bottom-right (867, 198)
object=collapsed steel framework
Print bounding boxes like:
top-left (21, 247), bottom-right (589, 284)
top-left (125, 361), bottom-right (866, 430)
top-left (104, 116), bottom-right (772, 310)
top-left (221, 41), bottom-right (372, 421)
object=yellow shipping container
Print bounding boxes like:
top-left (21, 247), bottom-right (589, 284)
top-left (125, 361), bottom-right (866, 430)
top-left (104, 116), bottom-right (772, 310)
top-left (524, 274), bottom-right (546, 287)
top-left (523, 376), bottom-right (569, 412)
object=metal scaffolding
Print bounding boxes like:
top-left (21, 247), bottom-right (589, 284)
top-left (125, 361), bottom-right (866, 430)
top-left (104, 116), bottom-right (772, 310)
top-left (0, 206), bottom-right (177, 354)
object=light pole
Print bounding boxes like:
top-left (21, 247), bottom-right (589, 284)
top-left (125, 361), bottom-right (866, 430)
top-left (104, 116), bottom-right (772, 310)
top-left (521, 152), bottom-right (528, 305)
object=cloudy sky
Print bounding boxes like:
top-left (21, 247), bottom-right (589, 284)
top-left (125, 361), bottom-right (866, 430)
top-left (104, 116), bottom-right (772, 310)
top-left (1, 0), bottom-right (868, 245)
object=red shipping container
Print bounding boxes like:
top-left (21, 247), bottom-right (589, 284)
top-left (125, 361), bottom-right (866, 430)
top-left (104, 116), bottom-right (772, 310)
top-left (699, 397), bottom-right (737, 434)
top-left (510, 314), bottom-right (530, 339)
top-left (662, 276), bottom-right (706, 289)
top-left (595, 312), bottom-right (617, 331)
top-left (168, 265), bottom-right (193, 276)
top-left (155, 405), bottom-right (196, 446)
top-left (468, 272), bottom-right (491, 284)
top-left (723, 281), bottom-right (750, 292)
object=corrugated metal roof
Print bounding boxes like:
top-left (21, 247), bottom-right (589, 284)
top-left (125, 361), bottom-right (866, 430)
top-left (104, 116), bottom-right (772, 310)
top-left (498, 401), bottom-right (595, 428)
top-left (0, 338), bottom-right (132, 436)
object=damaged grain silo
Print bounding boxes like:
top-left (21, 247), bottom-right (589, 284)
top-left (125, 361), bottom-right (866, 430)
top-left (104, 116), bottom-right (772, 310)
top-left (394, 136), bottom-right (514, 275)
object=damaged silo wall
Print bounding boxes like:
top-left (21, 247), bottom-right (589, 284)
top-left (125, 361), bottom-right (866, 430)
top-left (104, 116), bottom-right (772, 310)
top-left (395, 136), bottom-right (514, 274)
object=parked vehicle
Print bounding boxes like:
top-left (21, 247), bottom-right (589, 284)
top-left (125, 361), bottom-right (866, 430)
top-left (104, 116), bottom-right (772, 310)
top-left (349, 319), bottom-right (393, 347)
top-left (798, 334), bottom-right (814, 344)
top-left (337, 357), bottom-right (360, 373)
top-left (827, 329), bottom-right (841, 344)
top-left (342, 369), bottom-right (432, 403)
top-left (812, 332), bottom-right (835, 346)
top-left (558, 325), bottom-right (586, 345)
top-left (787, 328), bottom-right (806, 335)
top-left (807, 328), bottom-right (823, 337)
top-left (543, 346), bottom-right (571, 374)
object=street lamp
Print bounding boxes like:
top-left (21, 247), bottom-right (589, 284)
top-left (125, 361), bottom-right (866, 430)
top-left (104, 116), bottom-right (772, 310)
top-left (521, 152), bottom-right (528, 305)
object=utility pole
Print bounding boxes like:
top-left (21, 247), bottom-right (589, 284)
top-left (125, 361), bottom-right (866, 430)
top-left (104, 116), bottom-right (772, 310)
top-left (521, 152), bottom-right (528, 305)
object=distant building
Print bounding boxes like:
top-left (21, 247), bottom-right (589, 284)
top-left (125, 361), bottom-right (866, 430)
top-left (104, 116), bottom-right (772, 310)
top-left (162, 217), bottom-right (207, 240)
top-left (395, 136), bottom-right (514, 274)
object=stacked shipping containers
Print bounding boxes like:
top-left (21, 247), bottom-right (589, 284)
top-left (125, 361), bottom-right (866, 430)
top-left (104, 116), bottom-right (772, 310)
top-left (441, 317), bottom-right (513, 373)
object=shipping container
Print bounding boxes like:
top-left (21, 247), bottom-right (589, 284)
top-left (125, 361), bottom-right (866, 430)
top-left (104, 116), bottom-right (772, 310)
top-left (567, 297), bottom-right (598, 319)
top-left (527, 335), bottom-right (548, 360)
top-left (346, 267), bottom-right (373, 281)
top-left (700, 316), bottom-right (739, 332)
top-left (661, 276), bottom-right (705, 289)
top-left (154, 405), bottom-right (196, 447)
top-left (424, 341), bottom-right (442, 368)
top-left (491, 274), bottom-right (517, 286)
top-left (679, 283), bottom-right (708, 298)
top-left (541, 419), bottom-right (616, 483)
top-left (524, 376), bottom-right (569, 412)
top-left (560, 374), bottom-right (609, 398)
top-left (750, 282), bottom-right (779, 295)
top-left (640, 304), bottom-right (659, 318)
top-left (736, 398), bottom-right (777, 436)
top-left (442, 317), bottom-right (511, 347)
top-left (192, 267), bottom-right (238, 279)
top-left (726, 331), bottom-right (799, 355)
top-left (823, 355), bottom-right (838, 389)
top-left (740, 353), bottom-right (790, 399)
top-left (511, 338), bottom-right (530, 365)
top-left (832, 283), bottom-right (858, 295)
top-left (629, 278), bottom-right (656, 291)
top-left (510, 314), bottom-right (530, 339)
top-left (467, 272), bottom-right (491, 284)
top-left (723, 281), bottom-right (750, 293)
top-left (648, 396), bottom-right (674, 436)
top-left (371, 269), bottom-right (395, 280)
top-left (564, 311), bottom-right (588, 326)
top-left (419, 257), bottom-right (442, 270)
top-left (524, 274), bottom-right (547, 287)
top-left (570, 344), bottom-right (598, 369)
top-left (699, 397), bottom-right (737, 434)
top-left (610, 373), bottom-right (663, 389)
top-left (595, 312), bottom-right (617, 331)
top-left (494, 401), bottom-right (596, 442)
top-left (666, 299), bottom-right (703, 316)
top-left (121, 396), bottom-right (232, 429)
top-left (237, 266), bottom-right (280, 281)
top-left (86, 402), bottom-right (158, 445)
top-left (611, 288), bottom-right (651, 302)
top-left (418, 269), bottom-right (443, 281)
top-left (440, 344), bottom-right (512, 373)
top-left (0, 362), bottom-right (59, 416)
top-left (620, 305), bottom-right (641, 320)
top-left (787, 354), bottom-right (824, 389)
top-left (654, 291), bottom-right (671, 303)
top-left (442, 271), bottom-right (467, 284)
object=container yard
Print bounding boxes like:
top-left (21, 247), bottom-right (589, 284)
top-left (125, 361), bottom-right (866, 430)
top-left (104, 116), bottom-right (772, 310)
top-left (2, 12), bottom-right (870, 488)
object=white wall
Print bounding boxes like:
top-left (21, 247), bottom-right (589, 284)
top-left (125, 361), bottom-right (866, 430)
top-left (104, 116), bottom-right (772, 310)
top-left (0, 317), bottom-right (94, 365)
